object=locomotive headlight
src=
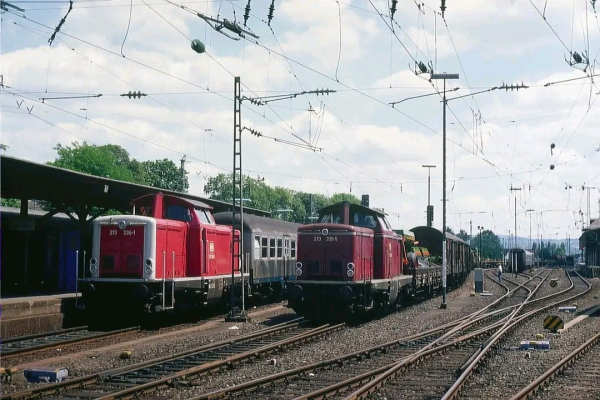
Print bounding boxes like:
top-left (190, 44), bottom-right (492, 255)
top-left (90, 258), bottom-right (98, 273)
top-left (347, 263), bottom-right (355, 277)
top-left (295, 262), bottom-right (303, 276)
top-left (118, 220), bottom-right (127, 230)
top-left (144, 259), bottom-right (153, 275)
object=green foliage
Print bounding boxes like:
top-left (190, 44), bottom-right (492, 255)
top-left (476, 230), bottom-right (503, 259)
top-left (456, 229), bottom-right (470, 242)
top-left (140, 159), bottom-right (189, 193)
top-left (445, 227), bottom-right (456, 235)
top-left (329, 193), bottom-right (360, 205)
top-left (49, 142), bottom-right (141, 183)
top-left (49, 142), bottom-right (189, 192)
top-left (1, 198), bottom-right (21, 208)
top-left (203, 174), bottom-right (361, 223)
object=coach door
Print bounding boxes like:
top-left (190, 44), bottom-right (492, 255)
top-left (283, 235), bottom-right (291, 278)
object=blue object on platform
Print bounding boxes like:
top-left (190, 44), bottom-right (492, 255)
top-left (519, 340), bottom-right (550, 350)
top-left (24, 367), bottom-right (69, 383)
top-left (558, 306), bottom-right (577, 313)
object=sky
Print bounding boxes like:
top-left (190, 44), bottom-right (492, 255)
top-left (1, 0), bottom-right (600, 244)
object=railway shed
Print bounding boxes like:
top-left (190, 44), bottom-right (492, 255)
top-left (0, 155), bottom-right (271, 335)
top-left (579, 217), bottom-right (600, 278)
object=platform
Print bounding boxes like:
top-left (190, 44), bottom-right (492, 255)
top-left (0, 293), bottom-right (84, 338)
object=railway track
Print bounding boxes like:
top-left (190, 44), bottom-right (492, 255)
top-left (0, 326), bottom-right (139, 358)
top-left (510, 330), bottom-right (600, 400)
top-left (441, 270), bottom-right (591, 400)
top-left (2, 318), bottom-right (343, 400)
top-left (179, 270), bottom-right (590, 400)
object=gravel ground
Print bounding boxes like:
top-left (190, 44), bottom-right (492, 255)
top-left (457, 276), bottom-right (600, 400)
top-left (147, 272), bottom-right (509, 399)
top-left (2, 303), bottom-right (297, 395)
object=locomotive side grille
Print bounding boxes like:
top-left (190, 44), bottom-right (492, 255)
top-left (101, 255), bottom-right (116, 270)
top-left (307, 260), bottom-right (319, 274)
top-left (330, 260), bottom-right (342, 274)
top-left (126, 255), bottom-right (141, 272)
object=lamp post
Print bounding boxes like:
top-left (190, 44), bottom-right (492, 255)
top-left (509, 186), bottom-right (521, 276)
top-left (422, 165), bottom-right (436, 227)
top-left (478, 226), bottom-right (484, 268)
top-left (430, 73), bottom-right (459, 310)
top-left (526, 209), bottom-right (534, 250)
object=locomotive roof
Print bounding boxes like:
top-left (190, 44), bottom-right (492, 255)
top-left (319, 202), bottom-right (386, 217)
top-left (131, 193), bottom-right (213, 210)
top-left (213, 212), bottom-right (301, 233)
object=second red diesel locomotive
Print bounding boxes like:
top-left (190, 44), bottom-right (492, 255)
top-left (287, 201), bottom-right (473, 318)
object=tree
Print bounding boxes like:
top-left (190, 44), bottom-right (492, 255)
top-left (476, 229), bottom-right (503, 260)
top-left (49, 142), bottom-right (142, 183)
top-left (0, 144), bottom-right (8, 151)
top-left (140, 159), bottom-right (189, 193)
top-left (456, 229), bottom-right (470, 243)
top-left (49, 142), bottom-right (188, 191)
top-left (329, 193), bottom-right (361, 205)
top-left (445, 227), bottom-right (455, 235)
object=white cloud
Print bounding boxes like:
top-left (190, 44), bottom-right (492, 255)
top-left (1, 0), bottom-right (599, 242)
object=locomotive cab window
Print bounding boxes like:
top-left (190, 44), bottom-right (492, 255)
top-left (195, 208), bottom-right (211, 224)
top-left (352, 212), bottom-right (377, 229)
top-left (269, 238), bottom-right (276, 258)
top-left (166, 204), bottom-right (192, 221)
top-left (195, 208), bottom-right (215, 225)
top-left (319, 213), bottom-right (341, 223)
top-left (291, 240), bottom-right (296, 258)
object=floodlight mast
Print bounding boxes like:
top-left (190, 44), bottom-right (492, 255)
top-left (429, 73), bottom-right (459, 310)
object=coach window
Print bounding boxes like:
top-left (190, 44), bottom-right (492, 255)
top-left (254, 236), bottom-right (261, 259)
top-left (261, 237), bottom-right (269, 258)
top-left (269, 238), bottom-right (276, 258)
top-left (291, 240), bottom-right (296, 258)
top-left (277, 238), bottom-right (283, 258)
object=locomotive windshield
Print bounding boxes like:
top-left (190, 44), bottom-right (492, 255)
top-left (352, 211), bottom-right (377, 228)
top-left (319, 212), bottom-right (341, 223)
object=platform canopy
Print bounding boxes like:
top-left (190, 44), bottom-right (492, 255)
top-left (0, 155), bottom-right (270, 217)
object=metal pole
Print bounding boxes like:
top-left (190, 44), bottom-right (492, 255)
top-left (75, 250), bottom-right (79, 307)
top-left (441, 78), bottom-right (447, 309)
top-left (422, 165), bottom-right (436, 227)
top-left (480, 229), bottom-right (482, 267)
top-left (430, 73), bottom-right (458, 310)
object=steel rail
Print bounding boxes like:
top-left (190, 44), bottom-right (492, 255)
top-left (1, 326), bottom-right (88, 344)
top-left (1, 317), bottom-right (308, 400)
top-left (189, 311), bottom-right (507, 400)
top-left (1, 326), bottom-right (140, 358)
top-left (342, 270), bottom-right (587, 400)
top-left (441, 270), bottom-right (591, 400)
top-left (93, 323), bottom-right (345, 400)
top-left (510, 330), bottom-right (600, 399)
top-left (187, 290), bottom-right (540, 400)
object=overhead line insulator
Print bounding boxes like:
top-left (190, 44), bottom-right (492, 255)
top-left (120, 91), bottom-right (147, 99)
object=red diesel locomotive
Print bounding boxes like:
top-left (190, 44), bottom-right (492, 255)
top-left (288, 201), bottom-right (413, 318)
top-left (81, 192), bottom-right (242, 315)
top-left (287, 201), bottom-right (473, 319)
